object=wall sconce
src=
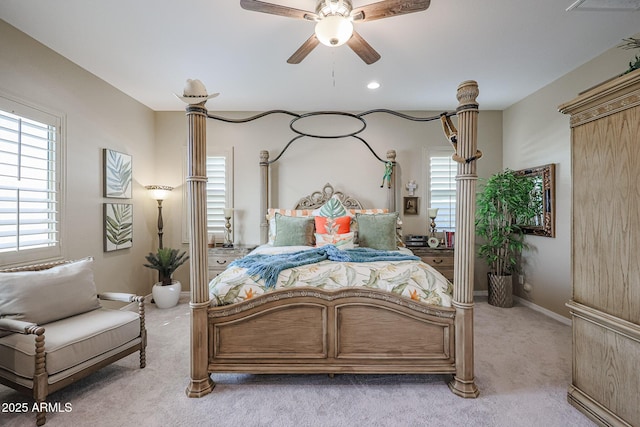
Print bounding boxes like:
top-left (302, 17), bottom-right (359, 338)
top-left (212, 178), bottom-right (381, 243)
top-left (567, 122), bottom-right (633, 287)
top-left (145, 185), bottom-right (173, 249)
top-left (223, 208), bottom-right (233, 248)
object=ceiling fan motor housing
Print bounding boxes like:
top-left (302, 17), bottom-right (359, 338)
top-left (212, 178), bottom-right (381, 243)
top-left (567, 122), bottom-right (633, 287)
top-left (316, 0), bottom-right (353, 18)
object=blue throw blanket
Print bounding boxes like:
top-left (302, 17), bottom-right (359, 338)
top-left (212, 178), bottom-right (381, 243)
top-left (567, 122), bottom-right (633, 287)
top-left (229, 245), bottom-right (419, 289)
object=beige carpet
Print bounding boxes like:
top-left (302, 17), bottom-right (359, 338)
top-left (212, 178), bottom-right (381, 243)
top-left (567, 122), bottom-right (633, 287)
top-left (1, 295), bottom-right (594, 427)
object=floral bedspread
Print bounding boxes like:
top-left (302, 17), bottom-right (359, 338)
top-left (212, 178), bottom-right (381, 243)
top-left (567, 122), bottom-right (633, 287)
top-left (209, 245), bottom-right (453, 307)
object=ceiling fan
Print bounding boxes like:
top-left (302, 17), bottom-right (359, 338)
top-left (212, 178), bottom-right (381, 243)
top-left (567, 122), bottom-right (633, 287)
top-left (239, 0), bottom-right (431, 64)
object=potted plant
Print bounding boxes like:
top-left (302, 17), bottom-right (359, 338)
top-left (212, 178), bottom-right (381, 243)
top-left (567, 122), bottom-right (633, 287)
top-left (476, 169), bottom-right (537, 307)
top-left (144, 248), bottom-right (189, 308)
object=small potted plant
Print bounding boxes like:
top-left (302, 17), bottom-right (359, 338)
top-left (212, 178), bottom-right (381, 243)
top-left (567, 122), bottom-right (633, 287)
top-left (476, 169), bottom-right (537, 307)
top-left (144, 248), bottom-right (189, 308)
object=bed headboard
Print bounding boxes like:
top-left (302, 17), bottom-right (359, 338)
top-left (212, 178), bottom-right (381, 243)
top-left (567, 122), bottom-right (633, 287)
top-left (259, 149), bottom-right (397, 244)
top-left (293, 183), bottom-right (363, 210)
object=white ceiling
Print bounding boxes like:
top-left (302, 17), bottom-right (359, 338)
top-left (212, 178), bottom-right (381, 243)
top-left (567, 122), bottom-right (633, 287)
top-left (1, 0), bottom-right (638, 112)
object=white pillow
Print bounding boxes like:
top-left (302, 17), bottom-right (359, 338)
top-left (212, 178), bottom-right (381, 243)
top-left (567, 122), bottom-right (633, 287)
top-left (315, 232), bottom-right (355, 250)
top-left (0, 257), bottom-right (101, 329)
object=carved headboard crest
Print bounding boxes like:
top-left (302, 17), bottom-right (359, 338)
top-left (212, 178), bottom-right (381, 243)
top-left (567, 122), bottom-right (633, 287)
top-left (294, 183), bottom-right (363, 210)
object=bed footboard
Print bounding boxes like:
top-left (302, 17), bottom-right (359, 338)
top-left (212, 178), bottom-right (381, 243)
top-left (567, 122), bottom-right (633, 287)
top-left (208, 289), bottom-right (456, 374)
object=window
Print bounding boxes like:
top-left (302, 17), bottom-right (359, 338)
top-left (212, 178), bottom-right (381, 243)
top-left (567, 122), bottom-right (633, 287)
top-left (0, 97), bottom-right (63, 264)
top-left (182, 148), bottom-right (232, 244)
top-left (205, 155), bottom-right (229, 235)
top-left (428, 151), bottom-right (456, 230)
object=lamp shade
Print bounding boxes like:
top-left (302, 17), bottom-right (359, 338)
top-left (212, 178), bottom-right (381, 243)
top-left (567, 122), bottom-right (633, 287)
top-left (315, 15), bottom-right (353, 47)
top-left (145, 185), bottom-right (173, 201)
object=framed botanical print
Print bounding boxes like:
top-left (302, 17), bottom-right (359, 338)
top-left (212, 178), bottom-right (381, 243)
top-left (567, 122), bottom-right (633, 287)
top-left (103, 149), bottom-right (132, 198)
top-left (103, 203), bottom-right (133, 251)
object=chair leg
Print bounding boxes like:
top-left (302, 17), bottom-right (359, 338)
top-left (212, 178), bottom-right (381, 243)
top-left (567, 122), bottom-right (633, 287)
top-left (35, 403), bottom-right (46, 426)
top-left (139, 327), bottom-right (147, 368)
top-left (32, 329), bottom-right (48, 426)
top-left (138, 300), bottom-right (147, 369)
top-left (140, 347), bottom-right (146, 368)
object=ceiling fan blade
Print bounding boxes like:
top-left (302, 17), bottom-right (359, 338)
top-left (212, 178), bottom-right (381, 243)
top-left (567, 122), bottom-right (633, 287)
top-left (287, 34), bottom-right (321, 64)
top-left (240, 0), bottom-right (318, 20)
top-left (351, 0), bottom-right (430, 22)
top-left (346, 30), bottom-right (381, 65)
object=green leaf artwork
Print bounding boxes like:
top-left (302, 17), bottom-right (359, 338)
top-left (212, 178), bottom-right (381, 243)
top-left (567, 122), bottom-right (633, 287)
top-left (104, 149), bottom-right (132, 198)
top-left (318, 196), bottom-right (347, 218)
top-left (103, 203), bottom-right (133, 251)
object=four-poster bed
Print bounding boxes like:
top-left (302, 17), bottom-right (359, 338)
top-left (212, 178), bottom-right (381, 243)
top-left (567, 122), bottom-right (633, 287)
top-left (180, 80), bottom-right (480, 399)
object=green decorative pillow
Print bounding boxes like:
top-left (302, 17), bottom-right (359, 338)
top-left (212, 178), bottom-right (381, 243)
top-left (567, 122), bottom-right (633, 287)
top-left (316, 196), bottom-right (348, 218)
top-left (355, 212), bottom-right (399, 250)
top-left (273, 213), bottom-right (315, 246)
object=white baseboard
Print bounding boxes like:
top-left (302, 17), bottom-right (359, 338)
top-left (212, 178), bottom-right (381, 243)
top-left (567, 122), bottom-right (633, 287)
top-left (513, 296), bottom-right (571, 326)
top-left (474, 290), bottom-right (570, 326)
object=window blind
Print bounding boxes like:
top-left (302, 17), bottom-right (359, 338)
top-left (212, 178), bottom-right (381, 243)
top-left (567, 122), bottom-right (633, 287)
top-left (0, 108), bottom-right (60, 257)
top-left (206, 156), bottom-right (226, 235)
top-left (429, 156), bottom-right (456, 230)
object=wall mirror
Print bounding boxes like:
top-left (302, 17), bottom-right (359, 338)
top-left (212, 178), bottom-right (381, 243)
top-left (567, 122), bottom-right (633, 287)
top-left (515, 163), bottom-right (556, 237)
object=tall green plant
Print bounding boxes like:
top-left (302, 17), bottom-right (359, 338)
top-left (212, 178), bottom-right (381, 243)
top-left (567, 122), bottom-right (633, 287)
top-left (476, 169), bottom-right (537, 276)
top-left (143, 248), bottom-right (189, 286)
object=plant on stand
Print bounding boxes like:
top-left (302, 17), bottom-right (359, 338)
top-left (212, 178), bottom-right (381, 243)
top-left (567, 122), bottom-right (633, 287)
top-left (144, 248), bottom-right (189, 308)
top-left (476, 169), bottom-right (537, 307)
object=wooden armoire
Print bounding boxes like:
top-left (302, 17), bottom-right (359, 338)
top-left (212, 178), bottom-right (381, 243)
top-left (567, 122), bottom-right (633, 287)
top-left (559, 69), bottom-right (640, 426)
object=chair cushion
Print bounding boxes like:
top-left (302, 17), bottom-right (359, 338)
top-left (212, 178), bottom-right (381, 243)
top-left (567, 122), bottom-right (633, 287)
top-left (0, 308), bottom-right (140, 378)
top-left (0, 258), bottom-right (101, 335)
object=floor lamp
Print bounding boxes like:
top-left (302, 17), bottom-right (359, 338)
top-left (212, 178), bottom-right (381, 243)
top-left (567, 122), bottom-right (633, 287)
top-left (145, 185), bottom-right (173, 249)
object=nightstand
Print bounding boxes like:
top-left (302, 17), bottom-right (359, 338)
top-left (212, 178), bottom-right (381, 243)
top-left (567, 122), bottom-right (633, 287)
top-left (208, 245), bottom-right (256, 281)
top-left (409, 246), bottom-right (454, 282)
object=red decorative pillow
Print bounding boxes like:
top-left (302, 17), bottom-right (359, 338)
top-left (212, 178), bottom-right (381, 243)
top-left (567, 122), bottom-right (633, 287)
top-left (314, 216), bottom-right (351, 235)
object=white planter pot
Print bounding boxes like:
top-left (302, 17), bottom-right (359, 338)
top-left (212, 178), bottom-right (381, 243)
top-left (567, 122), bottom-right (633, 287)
top-left (152, 280), bottom-right (181, 309)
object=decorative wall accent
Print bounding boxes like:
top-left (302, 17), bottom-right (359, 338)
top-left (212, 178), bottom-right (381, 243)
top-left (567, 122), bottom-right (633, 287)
top-left (103, 149), bottom-right (132, 198)
top-left (404, 196), bottom-right (418, 215)
top-left (515, 163), bottom-right (556, 237)
top-left (103, 203), bottom-right (133, 251)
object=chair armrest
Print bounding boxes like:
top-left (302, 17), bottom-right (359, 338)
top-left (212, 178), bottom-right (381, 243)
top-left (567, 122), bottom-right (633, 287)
top-left (0, 318), bottom-right (43, 335)
top-left (99, 292), bottom-right (145, 303)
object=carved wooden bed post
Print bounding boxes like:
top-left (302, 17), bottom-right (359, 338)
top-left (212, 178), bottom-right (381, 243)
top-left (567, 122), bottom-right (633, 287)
top-left (448, 80), bottom-right (480, 397)
top-left (259, 150), bottom-right (270, 245)
top-left (183, 98), bottom-right (215, 398)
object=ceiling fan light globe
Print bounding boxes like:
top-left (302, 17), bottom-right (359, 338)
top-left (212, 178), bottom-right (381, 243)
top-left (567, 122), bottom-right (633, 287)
top-left (315, 15), bottom-right (353, 47)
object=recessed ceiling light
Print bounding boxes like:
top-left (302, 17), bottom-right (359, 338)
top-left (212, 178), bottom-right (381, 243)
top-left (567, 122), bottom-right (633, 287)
top-left (367, 81), bottom-right (381, 90)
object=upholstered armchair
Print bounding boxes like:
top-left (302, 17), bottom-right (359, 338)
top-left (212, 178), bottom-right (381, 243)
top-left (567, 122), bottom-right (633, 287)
top-left (0, 258), bottom-right (147, 426)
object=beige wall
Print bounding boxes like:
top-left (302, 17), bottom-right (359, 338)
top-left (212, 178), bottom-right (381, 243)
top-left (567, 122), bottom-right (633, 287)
top-left (503, 41), bottom-right (635, 317)
top-left (156, 108), bottom-right (503, 290)
top-left (15, 13), bottom-right (631, 318)
top-left (0, 20), bottom-right (159, 296)
top-left (0, 19), bottom-right (504, 296)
